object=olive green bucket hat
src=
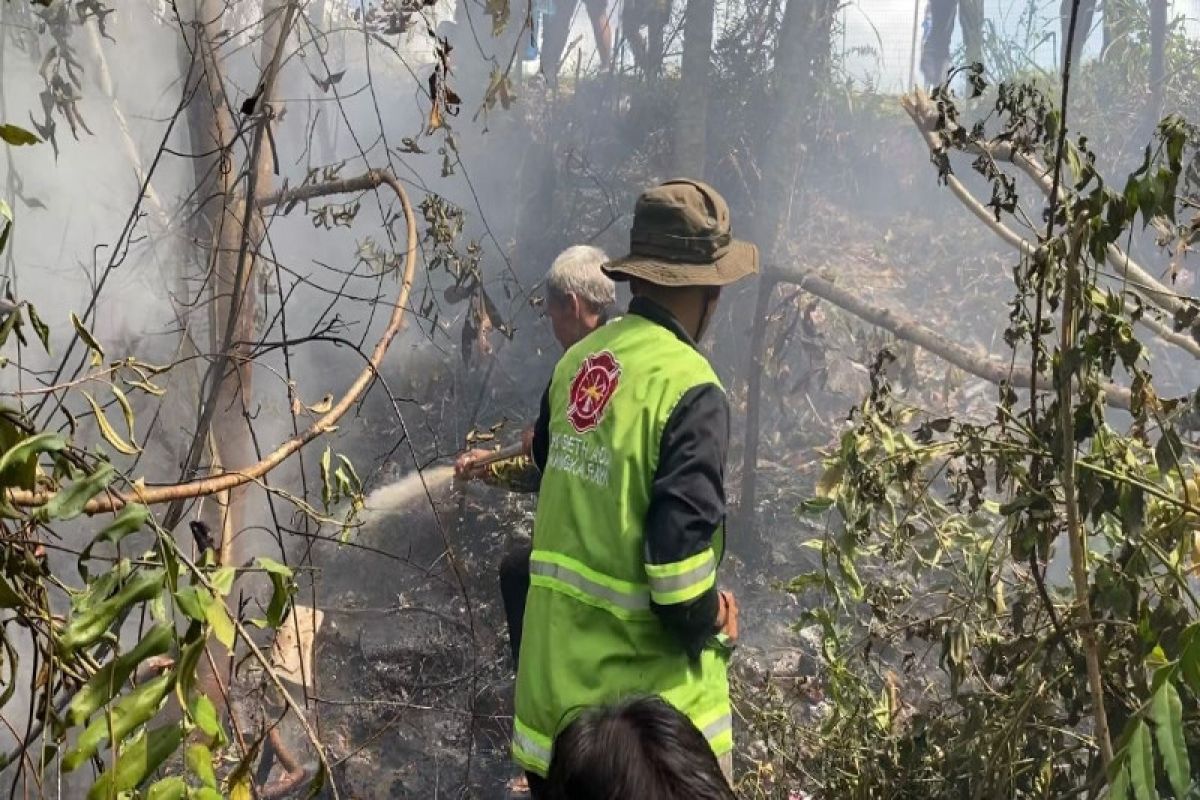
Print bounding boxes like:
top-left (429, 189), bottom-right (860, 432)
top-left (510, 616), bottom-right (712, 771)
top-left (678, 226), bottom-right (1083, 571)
top-left (602, 179), bottom-right (759, 287)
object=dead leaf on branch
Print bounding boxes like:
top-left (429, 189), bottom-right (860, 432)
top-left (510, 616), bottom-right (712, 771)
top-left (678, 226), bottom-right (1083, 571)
top-left (424, 38), bottom-right (460, 135)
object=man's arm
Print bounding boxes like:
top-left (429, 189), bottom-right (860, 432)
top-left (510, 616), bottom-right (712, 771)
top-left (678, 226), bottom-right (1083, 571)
top-left (480, 454), bottom-right (542, 493)
top-left (644, 383), bottom-right (730, 660)
top-left (455, 426), bottom-right (542, 493)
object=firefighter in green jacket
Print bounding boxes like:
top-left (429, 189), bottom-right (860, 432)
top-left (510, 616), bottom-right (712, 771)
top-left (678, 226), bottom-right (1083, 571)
top-left (514, 179), bottom-right (756, 795)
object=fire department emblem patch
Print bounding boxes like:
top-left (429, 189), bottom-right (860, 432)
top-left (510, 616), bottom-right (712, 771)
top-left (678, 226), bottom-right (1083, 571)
top-left (567, 351), bottom-right (621, 433)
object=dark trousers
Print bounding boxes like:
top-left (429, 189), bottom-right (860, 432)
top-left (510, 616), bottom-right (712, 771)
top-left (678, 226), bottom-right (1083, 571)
top-left (921, 0), bottom-right (984, 86)
top-left (499, 541), bottom-right (533, 668)
top-left (500, 543), bottom-right (543, 794)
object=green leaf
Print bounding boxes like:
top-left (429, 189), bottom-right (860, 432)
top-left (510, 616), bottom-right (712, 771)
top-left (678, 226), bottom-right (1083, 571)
top-left (71, 560), bottom-right (131, 615)
top-left (1155, 428), bottom-right (1183, 474)
top-left (0, 124), bottom-right (40, 146)
top-left (82, 390), bottom-right (140, 455)
top-left (205, 598), bottom-right (236, 651)
top-left (110, 385), bottom-right (137, 444)
top-left (1149, 676), bottom-right (1190, 800)
top-left (0, 301), bottom-right (25, 349)
top-left (36, 462), bottom-right (115, 523)
top-left (146, 776), bottom-right (188, 800)
top-left (70, 312), bottom-right (105, 367)
top-left (186, 743), bottom-right (217, 788)
top-left (837, 551), bottom-right (864, 600)
top-left (77, 503), bottom-right (150, 579)
top-left (256, 556), bottom-right (292, 577)
top-left (66, 623), bottom-right (173, 727)
top-left (174, 585), bottom-right (211, 622)
top-left (254, 556), bottom-right (294, 629)
top-left (336, 454), bottom-right (363, 493)
top-left (24, 303), bottom-right (50, 356)
top-left (785, 572), bottom-right (832, 594)
top-left (799, 496), bottom-right (835, 515)
top-left (1127, 720), bottom-right (1155, 800)
top-left (58, 568), bottom-right (165, 654)
top-left (320, 446), bottom-right (333, 509)
top-left (65, 671), bottom-right (174, 771)
top-left (230, 775), bottom-right (254, 800)
top-left (0, 199), bottom-right (11, 256)
top-left (86, 722), bottom-right (183, 800)
top-left (210, 566), bottom-right (236, 597)
top-left (174, 633), bottom-right (205, 701)
top-left (1107, 758), bottom-right (1131, 800)
top-left (189, 694), bottom-right (227, 746)
top-left (0, 573), bottom-right (26, 608)
top-left (1179, 624), bottom-right (1200, 694)
top-left (0, 432), bottom-right (65, 490)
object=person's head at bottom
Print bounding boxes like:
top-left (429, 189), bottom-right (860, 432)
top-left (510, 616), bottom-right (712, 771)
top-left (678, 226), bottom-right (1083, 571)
top-left (543, 696), bottom-right (736, 800)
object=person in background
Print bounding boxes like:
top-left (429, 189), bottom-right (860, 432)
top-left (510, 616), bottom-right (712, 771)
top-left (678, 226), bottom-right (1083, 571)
top-left (920, 0), bottom-right (984, 87)
top-left (454, 245), bottom-right (614, 798)
top-left (1061, 0), bottom-right (1134, 68)
top-left (512, 179), bottom-right (754, 797)
top-left (622, 0), bottom-right (670, 76)
top-left (538, 0), bottom-right (614, 84)
top-left (543, 696), bottom-right (738, 800)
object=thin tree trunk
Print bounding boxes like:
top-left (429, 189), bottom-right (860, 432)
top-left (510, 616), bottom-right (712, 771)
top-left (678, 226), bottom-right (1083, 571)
top-left (750, 0), bottom-right (838, 256)
top-left (735, 0), bottom-right (837, 542)
top-left (1149, 0), bottom-right (1167, 126)
top-left (738, 280), bottom-right (773, 548)
top-left (672, 0), bottom-right (714, 177)
top-left (168, 0), bottom-right (295, 564)
top-left (1058, 222), bottom-right (1116, 769)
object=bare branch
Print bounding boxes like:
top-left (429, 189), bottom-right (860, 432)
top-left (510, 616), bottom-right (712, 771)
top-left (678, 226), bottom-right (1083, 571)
top-left (767, 265), bottom-right (1133, 410)
top-left (902, 90), bottom-right (1200, 359)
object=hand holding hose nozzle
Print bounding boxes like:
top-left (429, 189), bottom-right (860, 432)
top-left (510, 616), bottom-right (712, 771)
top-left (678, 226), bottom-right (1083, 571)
top-left (453, 440), bottom-right (528, 482)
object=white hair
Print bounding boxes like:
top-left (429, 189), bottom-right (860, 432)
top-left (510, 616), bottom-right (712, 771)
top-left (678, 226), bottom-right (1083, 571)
top-left (546, 245), bottom-right (616, 312)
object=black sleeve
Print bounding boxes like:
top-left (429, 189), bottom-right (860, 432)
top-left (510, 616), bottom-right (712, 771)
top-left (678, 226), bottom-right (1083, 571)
top-left (531, 384), bottom-right (551, 473)
top-left (645, 383), bottom-right (729, 660)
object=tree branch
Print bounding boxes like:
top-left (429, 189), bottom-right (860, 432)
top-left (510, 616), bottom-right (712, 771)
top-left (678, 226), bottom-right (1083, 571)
top-left (902, 90), bottom-right (1200, 358)
top-left (6, 171), bottom-right (418, 513)
top-left (767, 264), bottom-right (1133, 410)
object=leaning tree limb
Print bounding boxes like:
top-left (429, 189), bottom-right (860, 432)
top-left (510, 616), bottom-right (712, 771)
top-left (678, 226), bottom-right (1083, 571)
top-left (902, 90), bottom-right (1200, 356)
top-left (5, 170), bottom-right (417, 513)
top-left (767, 264), bottom-right (1133, 411)
top-left (900, 104), bottom-right (1200, 358)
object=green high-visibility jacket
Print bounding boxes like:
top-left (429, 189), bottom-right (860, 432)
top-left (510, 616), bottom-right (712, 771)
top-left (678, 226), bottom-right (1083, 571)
top-left (512, 312), bottom-right (732, 777)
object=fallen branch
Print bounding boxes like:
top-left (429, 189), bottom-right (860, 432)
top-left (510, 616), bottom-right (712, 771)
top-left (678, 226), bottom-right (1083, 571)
top-left (902, 90), bottom-right (1200, 358)
top-left (6, 171), bottom-right (417, 512)
top-left (767, 265), bottom-right (1133, 410)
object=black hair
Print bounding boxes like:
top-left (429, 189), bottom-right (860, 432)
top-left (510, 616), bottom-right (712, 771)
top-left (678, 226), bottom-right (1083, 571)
top-left (544, 696), bottom-right (736, 800)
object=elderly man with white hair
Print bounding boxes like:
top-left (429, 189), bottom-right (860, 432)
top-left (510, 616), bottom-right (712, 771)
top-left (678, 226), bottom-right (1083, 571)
top-left (455, 244), bottom-right (615, 640)
top-left (455, 244), bottom-right (615, 798)
top-left (455, 244), bottom-right (616, 492)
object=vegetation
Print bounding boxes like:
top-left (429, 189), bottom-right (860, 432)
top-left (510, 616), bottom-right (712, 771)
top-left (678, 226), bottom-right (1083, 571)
top-left (0, 0), bottom-right (1198, 798)
top-left (781, 20), bottom-right (1200, 800)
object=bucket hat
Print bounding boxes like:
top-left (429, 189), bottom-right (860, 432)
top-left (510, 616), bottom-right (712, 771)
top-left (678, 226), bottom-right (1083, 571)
top-left (602, 179), bottom-right (758, 287)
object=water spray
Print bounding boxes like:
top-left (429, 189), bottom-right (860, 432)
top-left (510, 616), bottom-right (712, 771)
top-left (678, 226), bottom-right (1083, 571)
top-left (357, 442), bottom-right (527, 523)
